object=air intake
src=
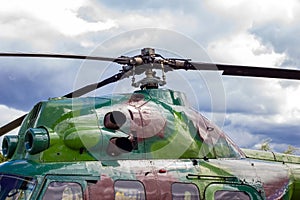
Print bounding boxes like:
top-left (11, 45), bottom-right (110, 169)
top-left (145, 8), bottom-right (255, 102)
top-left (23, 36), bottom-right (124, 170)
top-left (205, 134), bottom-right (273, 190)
top-left (24, 127), bottom-right (49, 154)
top-left (2, 135), bottom-right (18, 158)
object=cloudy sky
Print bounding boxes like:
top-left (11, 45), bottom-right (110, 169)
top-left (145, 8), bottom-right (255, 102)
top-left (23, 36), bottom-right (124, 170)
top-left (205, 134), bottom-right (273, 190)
top-left (1, 0), bottom-right (300, 154)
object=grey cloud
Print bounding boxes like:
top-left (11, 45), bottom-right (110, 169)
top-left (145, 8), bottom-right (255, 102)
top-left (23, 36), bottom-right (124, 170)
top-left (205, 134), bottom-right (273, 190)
top-left (0, 59), bottom-right (81, 111)
top-left (225, 117), bottom-right (300, 148)
top-left (223, 78), bottom-right (286, 115)
top-left (250, 23), bottom-right (300, 68)
top-left (96, 0), bottom-right (202, 12)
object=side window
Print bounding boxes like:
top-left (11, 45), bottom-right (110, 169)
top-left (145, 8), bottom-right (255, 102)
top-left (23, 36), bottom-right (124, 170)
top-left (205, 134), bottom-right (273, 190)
top-left (0, 175), bottom-right (36, 200)
top-left (172, 183), bottom-right (200, 200)
top-left (114, 180), bottom-right (146, 200)
top-left (42, 181), bottom-right (83, 200)
top-left (205, 183), bottom-right (262, 200)
top-left (214, 190), bottom-right (250, 200)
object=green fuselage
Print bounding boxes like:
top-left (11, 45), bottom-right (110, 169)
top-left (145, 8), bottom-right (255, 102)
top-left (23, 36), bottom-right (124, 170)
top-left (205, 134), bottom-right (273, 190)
top-left (1, 89), bottom-right (300, 199)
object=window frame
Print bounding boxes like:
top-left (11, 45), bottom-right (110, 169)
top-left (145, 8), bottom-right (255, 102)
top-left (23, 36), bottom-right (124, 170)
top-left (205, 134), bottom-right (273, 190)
top-left (42, 181), bottom-right (84, 200)
top-left (38, 175), bottom-right (87, 200)
top-left (204, 183), bottom-right (263, 200)
top-left (214, 190), bottom-right (251, 200)
top-left (114, 179), bottom-right (146, 200)
top-left (171, 182), bottom-right (201, 200)
top-left (0, 174), bottom-right (36, 200)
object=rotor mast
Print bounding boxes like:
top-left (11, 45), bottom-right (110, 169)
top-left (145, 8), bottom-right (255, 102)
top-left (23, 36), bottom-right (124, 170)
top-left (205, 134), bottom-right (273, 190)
top-left (131, 48), bottom-right (166, 89)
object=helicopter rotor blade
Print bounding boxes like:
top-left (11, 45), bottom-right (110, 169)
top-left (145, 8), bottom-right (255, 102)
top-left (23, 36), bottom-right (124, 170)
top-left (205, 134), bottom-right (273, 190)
top-left (64, 70), bottom-right (130, 98)
top-left (0, 53), bottom-right (131, 64)
top-left (0, 114), bottom-right (26, 137)
top-left (2, 51), bottom-right (299, 80)
top-left (187, 62), bottom-right (300, 80)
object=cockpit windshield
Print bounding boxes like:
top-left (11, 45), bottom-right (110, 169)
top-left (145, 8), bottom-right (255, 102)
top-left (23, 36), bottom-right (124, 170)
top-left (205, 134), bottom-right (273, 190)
top-left (0, 174), bottom-right (36, 200)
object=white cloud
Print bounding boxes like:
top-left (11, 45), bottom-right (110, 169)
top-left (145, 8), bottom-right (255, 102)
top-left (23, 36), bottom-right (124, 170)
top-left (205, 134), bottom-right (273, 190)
top-left (0, 0), bottom-right (117, 37)
top-left (225, 127), bottom-right (264, 148)
top-left (279, 85), bottom-right (300, 123)
top-left (0, 105), bottom-right (25, 125)
top-left (207, 32), bottom-right (286, 66)
top-left (205, 0), bottom-right (299, 28)
top-left (204, 0), bottom-right (300, 68)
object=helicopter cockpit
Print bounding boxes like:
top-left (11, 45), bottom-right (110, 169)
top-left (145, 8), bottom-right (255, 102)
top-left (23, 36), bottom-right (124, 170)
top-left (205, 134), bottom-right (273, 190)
top-left (3, 87), bottom-right (243, 163)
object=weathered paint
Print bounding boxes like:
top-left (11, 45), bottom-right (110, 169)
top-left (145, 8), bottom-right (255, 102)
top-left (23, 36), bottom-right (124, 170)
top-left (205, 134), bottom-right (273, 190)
top-left (1, 89), bottom-right (300, 199)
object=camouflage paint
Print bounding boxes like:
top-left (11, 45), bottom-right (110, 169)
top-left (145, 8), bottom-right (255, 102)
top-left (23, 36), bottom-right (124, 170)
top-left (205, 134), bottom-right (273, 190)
top-left (1, 89), bottom-right (300, 199)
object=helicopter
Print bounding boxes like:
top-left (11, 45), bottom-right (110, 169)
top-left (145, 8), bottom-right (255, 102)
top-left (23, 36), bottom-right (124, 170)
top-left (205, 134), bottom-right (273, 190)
top-left (0, 47), bottom-right (300, 200)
